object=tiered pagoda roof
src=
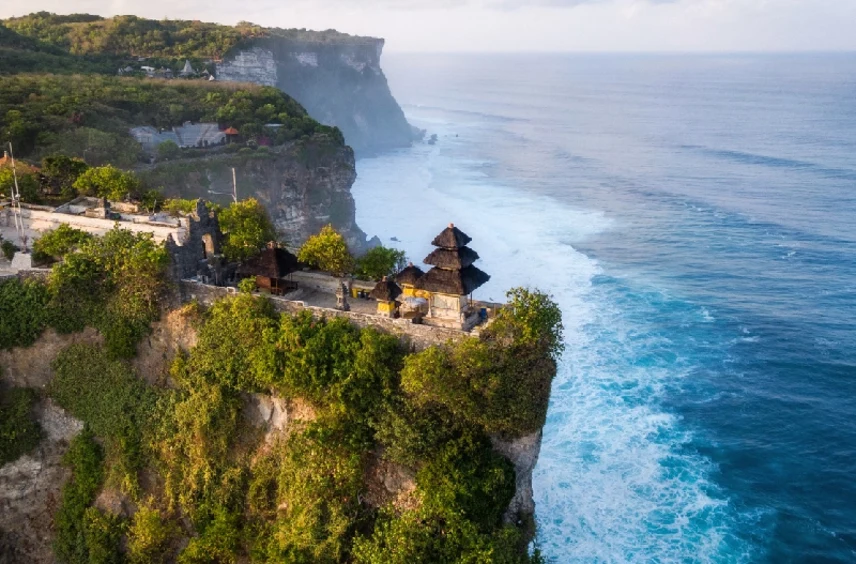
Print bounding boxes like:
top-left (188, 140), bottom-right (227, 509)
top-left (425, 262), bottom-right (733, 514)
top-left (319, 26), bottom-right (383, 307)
top-left (414, 223), bottom-right (490, 295)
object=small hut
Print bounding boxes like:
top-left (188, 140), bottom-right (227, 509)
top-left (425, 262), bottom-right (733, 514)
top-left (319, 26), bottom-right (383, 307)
top-left (395, 262), bottom-right (425, 297)
top-left (224, 127), bottom-right (239, 143)
top-left (415, 223), bottom-right (490, 325)
top-left (236, 243), bottom-right (299, 295)
top-left (369, 276), bottom-right (402, 318)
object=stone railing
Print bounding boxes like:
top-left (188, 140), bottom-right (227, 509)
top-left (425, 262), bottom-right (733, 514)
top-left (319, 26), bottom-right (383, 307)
top-left (179, 280), bottom-right (472, 351)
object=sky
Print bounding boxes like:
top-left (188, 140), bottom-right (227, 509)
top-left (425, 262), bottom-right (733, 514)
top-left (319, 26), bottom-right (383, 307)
top-left (2, 0), bottom-right (855, 53)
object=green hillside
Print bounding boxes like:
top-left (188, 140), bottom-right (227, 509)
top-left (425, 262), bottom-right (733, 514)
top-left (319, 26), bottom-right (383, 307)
top-left (0, 73), bottom-right (343, 167)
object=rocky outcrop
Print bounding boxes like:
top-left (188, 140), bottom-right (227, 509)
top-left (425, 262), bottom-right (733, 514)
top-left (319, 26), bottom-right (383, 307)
top-left (0, 327), bottom-right (101, 389)
top-left (140, 137), bottom-right (371, 252)
top-left (217, 38), bottom-right (413, 156)
top-left (491, 430), bottom-right (543, 524)
top-left (0, 400), bottom-right (83, 564)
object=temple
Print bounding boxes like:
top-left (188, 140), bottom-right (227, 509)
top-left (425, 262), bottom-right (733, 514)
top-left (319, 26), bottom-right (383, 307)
top-left (413, 223), bottom-right (490, 329)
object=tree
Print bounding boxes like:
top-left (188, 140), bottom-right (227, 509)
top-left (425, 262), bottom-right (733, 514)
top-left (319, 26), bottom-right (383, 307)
top-left (40, 154), bottom-right (89, 199)
top-left (354, 245), bottom-right (407, 281)
top-left (297, 224), bottom-right (353, 276)
top-left (72, 165), bottom-right (141, 201)
top-left (217, 198), bottom-right (277, 262)
top-left (32, 224), bottom-right (93, 263)
top-left (0, 167), bottom-right (41, 203)
top-left (156, 140), bottom-right (180, 161)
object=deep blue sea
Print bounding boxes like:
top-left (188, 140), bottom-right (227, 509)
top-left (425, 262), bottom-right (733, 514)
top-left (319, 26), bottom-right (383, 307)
top-left (351, 53), bottom-right (856, 563)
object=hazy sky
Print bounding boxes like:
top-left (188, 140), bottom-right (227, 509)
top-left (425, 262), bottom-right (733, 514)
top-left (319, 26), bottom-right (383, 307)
top-left (2, 0), bottom-right (855, 53)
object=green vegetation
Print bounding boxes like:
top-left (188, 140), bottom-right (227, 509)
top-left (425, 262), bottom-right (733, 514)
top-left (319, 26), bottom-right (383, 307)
top-left (50, 344), bottom-right (157, 494)
top-left (0, 277), bottom-right (50, 349)
top-left (218, 197), bottom-right (277, 262)
top-left (354, 245), bottom-right (407, 281)
top-left (32, 224), bottom-right (93, 263)
top-left (0, 226), bottom-right (170, 357)
top-left (54, 428), bottom-right (108, 564)
top-left (3, 13), bottom-right (362, 65)
top-left (0, 383), bottom-right (43, 465)
top-left (0, 73), bottom-right (343, 171)
top-left (73, 164), bottom-right (142, 201)
top-left (40, 154), bottom-right (90, 199)
top-left (298, 224), bottom-right (354, 276)
top-left (1, 236), bottom-right (559, 562)
top-left (0, 237), bottom-right (17, 260)
top-left (401, 288), bottom-right (563, 437)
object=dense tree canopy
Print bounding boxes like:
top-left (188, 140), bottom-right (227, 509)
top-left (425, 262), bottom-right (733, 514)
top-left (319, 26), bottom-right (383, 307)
top-left (0, 74), bottom-right (343, 166)
top-left (218, 197), bottom-right (278, 262)
top-left (298, 224), bottom-right (354, 276)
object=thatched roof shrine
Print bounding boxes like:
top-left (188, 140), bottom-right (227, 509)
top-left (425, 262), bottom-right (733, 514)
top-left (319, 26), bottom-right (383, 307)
top-left (424, 246), bottom-right (479, 270)
top-left (236, 246), bottom-right (299, 279)
top-left (369, 277), bottom-right (402, 301)
top-left (415, 265), bottom-right (490, 295)
top-left (431, 224), bottom-right (472, 249)
top-left (416, 223), bottom-right (490, 295)
top-left (395, 263), bottom-right (425, 286)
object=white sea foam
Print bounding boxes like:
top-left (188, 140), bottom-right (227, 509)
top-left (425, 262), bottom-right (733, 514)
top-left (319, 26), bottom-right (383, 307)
top-left (353, 117), bottom-right (752, 563)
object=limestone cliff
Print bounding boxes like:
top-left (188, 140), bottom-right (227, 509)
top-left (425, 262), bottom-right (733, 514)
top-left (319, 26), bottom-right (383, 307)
top-left (138, 137), bottom-right (372, 251)
top-left (217, 37), bottom-right (414, 156)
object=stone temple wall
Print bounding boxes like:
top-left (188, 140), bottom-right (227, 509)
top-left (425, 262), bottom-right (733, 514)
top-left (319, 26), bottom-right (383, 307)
top-left (179, 280), bottom-right (468, 351)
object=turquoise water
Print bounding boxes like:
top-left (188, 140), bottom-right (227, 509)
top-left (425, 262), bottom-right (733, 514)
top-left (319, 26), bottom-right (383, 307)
top-left (351, 54), bottom-right (856, 562)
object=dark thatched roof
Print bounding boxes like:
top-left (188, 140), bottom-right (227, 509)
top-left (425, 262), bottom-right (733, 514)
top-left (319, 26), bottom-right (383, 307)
top-left (369, 278), bottom-right (402, 301)
top-left (395, 263), bottom-right (425, 286)
top-left (236, 247), bottom-right (299, 279)
top-left (414, 265), bottom-right (490, 295)
top-left (423, 246), bottom-right (479, 270)
top-left (431, 224), bottom-right (472, 249)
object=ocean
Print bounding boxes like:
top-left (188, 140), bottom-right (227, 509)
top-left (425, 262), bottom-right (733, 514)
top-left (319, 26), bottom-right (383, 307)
top-left (350, 53), bottom-right (856, 563)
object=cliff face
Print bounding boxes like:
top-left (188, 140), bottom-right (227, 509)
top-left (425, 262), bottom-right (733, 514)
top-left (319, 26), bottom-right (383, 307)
top-left (139, 138), bottom-right (371, 251)
top-left (216, 38), bottom-right (414, 156)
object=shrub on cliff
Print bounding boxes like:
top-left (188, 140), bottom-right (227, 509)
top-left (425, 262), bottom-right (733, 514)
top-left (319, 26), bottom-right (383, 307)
top-left (50, 343), bottom-right (157, 495)
top-left (298, 224), bottom-right (354, 276)
top-left (53, 428), bottom-right (106, 564)
top-left (219, 198), bottom-right (277, 262)
top-left (0, 277), bottom-right (49, 350)
top-left (354, 245), bottom-right (407, 281)
top-left (401, 288), bottom-right (563, 438)
top-left (47, 226), bottom-right (170, 358)
top-left (0, 383), bottom-right (43, 465)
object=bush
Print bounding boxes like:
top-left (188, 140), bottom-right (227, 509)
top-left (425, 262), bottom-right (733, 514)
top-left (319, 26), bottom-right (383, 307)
top-left (401, 288), bottom-right (563, 438)
top-left (32, 223), bottom-right (93, 263)
top-left (218, 198), bottom-right (277, 262)
top-left (1, 238), bottom-right (17, 261)
top-left (47, 226), bottom-right (170, 358)
top-left (128, 504), bottom-right (175, 564)
top-left (297, 224), bottom-right (353, 276)
top-left (50, 344), bottom-right (157, 493)
top-left (0, 384), bottom-right (43, 465)
top-left (54, 428), bottom-right (105, 564)
top-left (156, 140), bottom-right (180, 161)
top-left (162, 198), bottom-right (200, 216)
top-left (149, 366), bottom-right (244, 521)
top-left (40, 154), bottom-right (89, 199)
top-left (247, 424), bottom-right (364, 563)
top-left (82, 507), bottom-right (125, 564)
top-left (0, 277), bottom-right (49, 350)
top-left (72, 165), bottom-right (141, 201)
top-left (354, 246), bottom-right (407, 281)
